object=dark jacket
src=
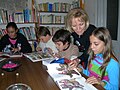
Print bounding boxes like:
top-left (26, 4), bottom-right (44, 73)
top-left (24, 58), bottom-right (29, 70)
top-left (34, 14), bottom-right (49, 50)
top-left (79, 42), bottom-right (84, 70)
top-left (0, 33), bottom-right (32, 53)
top-left (71, 24), bottom-right (96, 68)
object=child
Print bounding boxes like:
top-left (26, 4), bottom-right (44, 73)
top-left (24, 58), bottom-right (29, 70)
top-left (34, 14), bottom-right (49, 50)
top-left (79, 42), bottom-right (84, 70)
top-left (52, 29), bottom-right (79, 60)
top-left (36, 26), bottom-right (58, 54)
top-left (0, 22), bottom-right (32, 53)
top-left (70, 27), bottom-right (119, 90)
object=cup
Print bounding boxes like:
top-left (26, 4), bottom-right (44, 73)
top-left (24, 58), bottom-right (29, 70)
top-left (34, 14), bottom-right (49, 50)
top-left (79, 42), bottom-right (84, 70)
top-left (6, 83), bottom-right (32, 90)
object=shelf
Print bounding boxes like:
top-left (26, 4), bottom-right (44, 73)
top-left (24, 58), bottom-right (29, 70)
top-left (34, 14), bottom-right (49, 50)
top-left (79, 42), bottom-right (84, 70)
top-left (0, 22), bottom-right (37, 29)
top-left (40, 23), bottom-right (65, 25)
top-left (0, 22), bottom-right (38, 25)
top-left (38, 11), bottom-right (68, 13)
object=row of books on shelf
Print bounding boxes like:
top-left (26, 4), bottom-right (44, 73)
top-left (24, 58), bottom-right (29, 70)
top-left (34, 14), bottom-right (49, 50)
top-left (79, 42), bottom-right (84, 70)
top-left (71, 0), bottom-right (81, 9)
top-left (0, 8), bottom-right (37, 24)
top-left (46, 26), bottom-right (65, 36)
top-left (29, 41), bottom-right (37, 52)
top-left (19, 26), bottom-right (36, 40)
top-left (38, 2), bottom-right (71, 12)
top-left (38, 0), bottom-right (84, 12)
top-left (0, 9), bottom-right (8, 24)
top-left (0, 26), bottom-right (36, 40)
top-left (39, 15), bottom-right (66, 24)
top-left (0, 28), bottom-right (7, 38)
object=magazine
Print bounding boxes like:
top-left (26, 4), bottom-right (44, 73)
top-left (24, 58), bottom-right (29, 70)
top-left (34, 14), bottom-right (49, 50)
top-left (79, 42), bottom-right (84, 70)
top-left (0, 52), bottom-right (23, 58)
top-left (0, 57), bottom-right (6, 62)
top-left (23, 52), bottom-right (54, 62)
top-left (56, 77), bottom-right (97, 90)
top-left (47, 63), bottom-right (97, 90)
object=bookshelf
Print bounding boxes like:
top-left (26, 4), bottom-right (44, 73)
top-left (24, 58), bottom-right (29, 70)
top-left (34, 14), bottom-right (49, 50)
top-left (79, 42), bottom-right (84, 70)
top-left (38, 11), bottom-right (67, 35)
top-left (38, 11), bottom-right (67, 25)
top-left (0, 0), bottom-right (38, 51)
top-left (37, 1), bottom-right (69, 35)
top-left (37, 0), bottom-right (83, 35)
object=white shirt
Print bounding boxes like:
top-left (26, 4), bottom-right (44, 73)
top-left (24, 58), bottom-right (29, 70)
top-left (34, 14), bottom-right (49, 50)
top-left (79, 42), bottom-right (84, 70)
top-left (37, 37), bottom-right (58, 53)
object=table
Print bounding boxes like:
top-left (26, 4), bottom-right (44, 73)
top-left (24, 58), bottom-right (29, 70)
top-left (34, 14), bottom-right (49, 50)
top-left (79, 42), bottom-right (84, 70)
top-left (0, 57), bottom-right (104, 90)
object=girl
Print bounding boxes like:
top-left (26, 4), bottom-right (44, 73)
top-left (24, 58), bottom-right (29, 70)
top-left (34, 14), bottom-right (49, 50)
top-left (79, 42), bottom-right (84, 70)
top-left (0, 22), bottom-right (32, 53)
top-left (79, 27), bottom-right (119, 90)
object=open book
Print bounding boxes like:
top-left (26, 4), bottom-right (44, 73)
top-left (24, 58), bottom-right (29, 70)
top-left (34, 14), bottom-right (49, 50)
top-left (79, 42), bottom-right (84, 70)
top-left (47, 63), bottom-right (97, 90)
top-left (23, 52), bottom-right (54, 62)
top-left (0, 52), bottom-right (22, 58)
top-left (0, 57), bottom-right (6, 62)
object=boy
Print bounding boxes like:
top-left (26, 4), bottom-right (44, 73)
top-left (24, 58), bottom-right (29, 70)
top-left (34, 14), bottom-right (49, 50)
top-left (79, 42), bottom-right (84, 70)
top-left (36, 26), bottom-right (58, 54)
top-left (52, 29), bottom-right (79, 60)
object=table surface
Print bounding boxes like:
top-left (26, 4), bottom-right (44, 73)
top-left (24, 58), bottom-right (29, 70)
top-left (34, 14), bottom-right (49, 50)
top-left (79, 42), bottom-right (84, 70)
top-left (0, 57), bottom-right (104, 90)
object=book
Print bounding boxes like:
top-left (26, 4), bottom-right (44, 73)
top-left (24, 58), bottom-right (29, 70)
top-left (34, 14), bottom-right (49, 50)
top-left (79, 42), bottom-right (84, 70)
top-left (23, 52), bottom-right (54, 62)
top-left (56, 77), bottom-right (97, 90)
top-left (47, 63), bottom-right (97, 90)
top-left (0, 57), bottom-right (6, 62)
top-left (0, 52), bottom-right (23, 58)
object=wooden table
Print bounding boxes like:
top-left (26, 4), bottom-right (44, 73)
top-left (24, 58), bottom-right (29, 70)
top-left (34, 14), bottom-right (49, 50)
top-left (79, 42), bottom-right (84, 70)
top-left (0, 57), bottom-right (104, 90)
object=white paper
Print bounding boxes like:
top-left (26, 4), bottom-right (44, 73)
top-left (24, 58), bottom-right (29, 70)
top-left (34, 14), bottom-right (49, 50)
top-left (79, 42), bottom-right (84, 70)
top-left (47, 63), bottom-right (97, 90)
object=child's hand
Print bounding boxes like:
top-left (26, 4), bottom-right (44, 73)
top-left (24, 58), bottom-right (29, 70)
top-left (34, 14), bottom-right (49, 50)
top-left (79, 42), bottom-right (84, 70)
top-left (11, 47), bottom-right (20, 53)
top-left (46, 48), bottom-right (54, 56)
top-left (68, 58), bottom-right (81, 70)
top-left (46, 48), bottom-right (53, 54)
top-left (36, 47), bottom-right (42, 51)
top-left (86, 76), bottom-right (101, 85)
top-left (54, 53), bottom-right (61, 58)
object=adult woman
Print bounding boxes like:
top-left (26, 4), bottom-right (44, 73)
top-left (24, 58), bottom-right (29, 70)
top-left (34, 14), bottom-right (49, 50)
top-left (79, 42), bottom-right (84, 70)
top-left (66, 8), bottom-right (96, 68)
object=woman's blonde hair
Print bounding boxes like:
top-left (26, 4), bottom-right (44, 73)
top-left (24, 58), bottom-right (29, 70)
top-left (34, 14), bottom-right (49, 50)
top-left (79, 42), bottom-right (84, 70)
top-left (65, 8), bottom-right (90, 32)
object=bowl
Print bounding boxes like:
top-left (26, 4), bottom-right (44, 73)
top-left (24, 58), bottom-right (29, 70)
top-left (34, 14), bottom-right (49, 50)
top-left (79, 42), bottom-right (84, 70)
top-left (0, 59), bottom-right (21, 72)
top-left (6, 83), bottom-right (32, 90)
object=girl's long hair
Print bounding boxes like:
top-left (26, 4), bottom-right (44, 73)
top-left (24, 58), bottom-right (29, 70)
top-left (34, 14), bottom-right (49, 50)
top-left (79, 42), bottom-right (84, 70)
top-left (88, 27), bottom-right (118, 79)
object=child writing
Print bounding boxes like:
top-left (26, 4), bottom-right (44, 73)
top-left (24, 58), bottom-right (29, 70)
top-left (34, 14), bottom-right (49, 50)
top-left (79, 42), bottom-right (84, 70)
top-left (52, 29), bottom-right (79, 60)
top-left (0, 22), bottom-right (32, 53)
top-left (36, 26), bottom-right (58, 54)
top-left (69, 27), bottom-right (119, 90)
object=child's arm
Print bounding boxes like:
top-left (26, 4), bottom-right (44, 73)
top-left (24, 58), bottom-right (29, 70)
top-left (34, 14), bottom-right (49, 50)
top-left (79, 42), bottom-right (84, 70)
top-left (86, 59), bottom-right (119, 90)
top-left (103, 59), bottom-right (119, 90)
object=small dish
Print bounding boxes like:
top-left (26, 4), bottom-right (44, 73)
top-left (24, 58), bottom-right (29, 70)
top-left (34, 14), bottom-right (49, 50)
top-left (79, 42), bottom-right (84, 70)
top-left (0, 59), bottom-right (21, 72)
top-left (6, 83), bottom-right (32, 90)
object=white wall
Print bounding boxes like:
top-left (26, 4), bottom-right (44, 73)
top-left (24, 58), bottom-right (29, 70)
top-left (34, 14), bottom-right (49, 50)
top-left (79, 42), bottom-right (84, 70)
top-left (85, 0), bottom-right (120, 62)
top-left (84, 0), bottom-right (97, 25)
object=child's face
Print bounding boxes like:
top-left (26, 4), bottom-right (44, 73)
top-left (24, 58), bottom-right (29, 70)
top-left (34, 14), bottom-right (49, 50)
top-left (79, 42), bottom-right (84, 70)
top-left (54, 41), bottom-right (68, 52)
top-left (39, 35), bottom-right (49, 43)
top-left (71, 17), bottom-right (86, 35)
top-left (7, 27), bottom-right (17, 39)
top-left (90, 35), bottom-right (105, 54)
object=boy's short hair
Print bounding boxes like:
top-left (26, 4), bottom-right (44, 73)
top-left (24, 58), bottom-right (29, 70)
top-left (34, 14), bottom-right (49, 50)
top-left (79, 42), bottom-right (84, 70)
top-left (37, 26), bottom-right (51, 38)
top-left (52, 29), bottom-right (71, 45)
top-left (6, 22), bottom-right (18, 30)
